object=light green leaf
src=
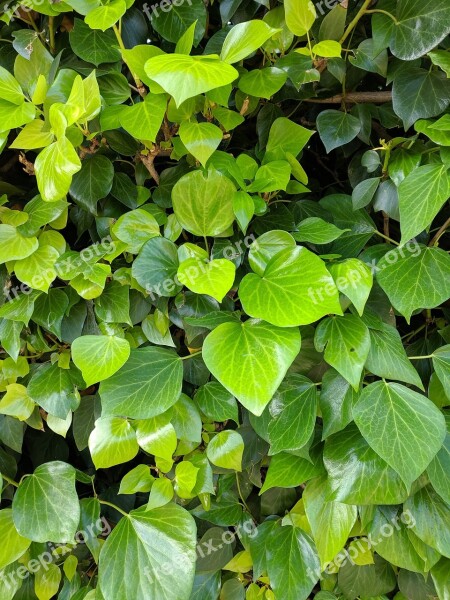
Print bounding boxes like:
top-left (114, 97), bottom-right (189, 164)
top-left (324, 423), bottom-right (409, 505)
top-left (99, 346), bottom-right (183, 419)
top-left (89, 416), bottom-right (139, 468)
top-left (303, 476), bottom-right (357, 567)
top-left (145, 54), bottom-right (238, 107)
top-left (98, 504), bottom-right (196, 600)
top-left (172, 168), bottom-right (236, 236)
top-left (377, 246), bottom-right (450, 323)
top-left (284, 0), bottom-right (316, 36)
top-left (239, 246), bottom-right (342, 327)
top-left (428, 50), bottom-right (450, 77)
top-left (292, 217), bottom-right (349, 244)
top-left (0, 509), bottom-right (31, 570)
top-left (0, 383), bottom-right (34, 421)
top-left (313, 40), bottom-right (341, 57)
top-left (71, 335), bottom-right (130, 387)
top-left (120, 93), bottom-right (167, 142)
top-left (147, 477), bottom-right (174, 510)
top-left (175, 21), bottom-right (197, 55)
top-left (202, 319), bottom-right (300, 416)
top-left (0, 100), bottom-right (35, 132)
top-left (85, 0), bottom-right (126, 30)
top-left (260, 451), bottom-right (324, 493)
top-left (206, 430), bottom-right (244, 471)
top-left (220, 20), bottom-right (280, 64)
top-left (10, 119), bottom-right (54, 150)
top-left (119, 465), bottom-right (154, 494)
top-left (12, 461), bottom-right (80, 543)
top-left (194, 382), bottom-right (239, 423)
top-left (179, 121), bottom-right (222, 167)
top-left (264, 117), bottom-right (314, 163)
top-left (328, 258), bottom-right (373, 316)
top-left (0, 66), bottom-right (24, 104)
top-left (0, 224), bottom-right (38, 264)
top-left (35, 137), bottom-right (81, 202)
top-left (248, 230), bottom-right (296, 276)
top-left (112, 208), bottom-right (160, 254)
top-left (14, 244), bottom-right (59, 292)
top-left (238, 67), bottom-right (287, 99)
top-left (35, 563), bottom-right (61, 600)
top-left (135, 413), bottom-right (177, 461)
top-left (177, 257), bottom-right (235, 302)
top-left (315, 315), bottom-right (370, 390)
top-left (353, 381), bottom-right (446, 487)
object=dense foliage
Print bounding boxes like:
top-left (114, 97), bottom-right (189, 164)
top-left (0, 0), bottom-right (449, 598)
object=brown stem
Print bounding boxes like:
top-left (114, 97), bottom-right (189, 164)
top-left (303, 91), bottom-right (392, 104)
top-left (429, 216), bottom-right (450, 247)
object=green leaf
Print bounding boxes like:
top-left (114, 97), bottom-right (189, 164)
top-left (428, 50), bottom-right (450, 77)
top-left (150, 0), bottom-right (206, 46)
top-left (132, 237), bottom-right (182, 298)
top-left (112, 208), bottom-right (160, 255)
top-left (0, 100), bottom-right (35, 132)
top-left (71, 335), bottom-right (130, 387)
top-left (175, 21), bottom-right (197, 55)
top-left (0, 509), bottom-right (31, 570)
top-left (177, 257), bottom-right (235, 302)
top-left (35, 137), bottom-right (81, 203)
top-left (0, 66), bottom-right (24, 104)
top-left (136, 414), bottom-right (177, 461)
top-left (0, 384), bottom-right (34, 421)
top-left (239, 246), bottom-right (342, 327)
top-left (377, 246), bottom-right (450, 323)
top-left (392, 67), bottom-right (450, 130)
top-left (365, 322), bottom-right (423, 388)
top-left (119, 93), bottom-right (167, 142)
top-left (221, 21), bottom-right (279, 64)
top-left (398, 164), bottom-right (450, 244)
top-left (194, 381), bottom-right (239, 423)
top-left (320, 368), bottom-right (358, 439)
top-left (266, 523), bottom-right (320, 600)
top-left (352, 177), bottom-right (380, 210)
top-left (260, 451), bottom-right (324, 493)
top-left (303, 476), bottom-right (357, 567)
top-left (27, 363), bottom-right (79, 419)
top-left (145, 54), bottom-right (238, 107)
top-left (264, 117), bottom-right (314, 163)
top-left (312, 40), bottom-right (341, 58)
top-left (119, 464), bottom-right (154, 494)
top-left (99, 346), bottom-right (183, 419)
top-left (35, 563), bottom-right (61, 600)
top-left (147, 477), bottom-right (174, 510)
top-left (0, 224), bottom-right (38, 264)
top-left (14, 244), bottom-right (59, 292)
top-left (206, 430), bottom-right (244, 471)
top-left (88, 416), bottom-right (138, 468)
top-left (315, 315), bottom-right (370, 389)
top-left (69, 155), bottom-right (114, 214)
top-left (267, 375), bottom-right (317, 454)
top-left (94, 281), bottom-right (131, 324)
top-left (172, 168), bottom-right (236, 236)
top-left (232, 191), bottom-right (254, 234)
top-left (178, 121), bottom-right (222, 167)
top-left (292, 217), bottom-right (349, 244)
top-left (98, 504), bottom-right (196, 600)
top-left (328, 258), bottom-right (373, 316)
top-left (324, 423), bottom-right (409, 505)
top-left (85, 0), bottom-right (126, 31)
top-left (248, 230), bottom-right (296, 276)
top-left (12, 461), bottom-right (80, 543)
top-left (203, 319), bottom-right (300, 416)
top-left (238, 67), bottom-right (287, 99)
top-left (316, 110), bottom-right (361, 153)
top-left (386, 0), bottom-right (450, 61)
top-left (353, 381), bottom-right (446, 487)
top-left (338, 555), bottom-right (396, 600)
top-left (70, 18), bottom-right (121, 66)
top-left (405, 485), bottom-right (450, 557)
top-left (32, 288), bottom-right (69, 339)
top-left (284, 0), bottom-right (316, 36)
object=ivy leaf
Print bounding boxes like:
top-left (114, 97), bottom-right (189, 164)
top-left (315, 315), bottom-right (370, 390)
top-left (119, 93), bottom-right (167, 143)
top-left (132, 237), bottom-right (182, 298)
top-left (377, 246), bottom-right (450, 323)
top-left (69, 18), bottom-right (121, 65)
top-left (292, 217), bottom-right (349, 244)
top-left (85, 0), bottom-right (126, 31)
top-left (194, 382), bottom-right (239, 423)
top-left (220, 21), bottom-right (279, 64)
top-left (69, 155), bottom-right (114, 214)
top-left (353, 381), bottom-right (446, 487)
top-left (35, 137), bottom-right (81, 203)
top-left (0, 224), bottom-right (38, 264)
top-left (172, 168), bottom-right (236, 236)
top-left (284, 0), bottom-right (316, 36)
top-left (99, 347), bottom-right (183, 419)
top-left (328, 258), bottom-right (373, 317)
top-left (303, 477), bottom-right (357, 567)
top-left (267, 375), bottom-right (317, 454)
top-left (398, 164), bottom-right (450, 244)
top-left (338, 555), bottom-right (396, 600)
top-left (151, 0), bottom-right (206, 46)
top-left (98, 504), bottom-right (196, 600)
top-left (203, 319), bottom-right (301, 416)
top-left (0, 509), bottom-right (31, 570)
top-left (14, 244), bottom-right (59, 292)
top-left (112, 208), bottom-right (160, 254)
top-left (405, 485), bottom-right (450, 557)
top-left (177, 257), bottom-right (235, 302)
top-left (27, 363), bottom-right (79, 419)
top-left (206, 430), bottom-right (244, 471)
top-left (316, 110), bottom-right (361, 153)
top-left (260, 451), bottom-right (324, 493)
top-left (145, 54), bottom-right (238, 107)
top-left (12, 461), bottom-right (80, 543)
top-left (386, 0), bottom-right (450, 61)
top-left (266, 523), bottom-right (320, 600)
top-left (178, 121), bottom-right (223, 167)
top-left (71, 335), bottom-right (130, 387)
top-left (239, 246), bottom-right (342, 327)
top-left (88, 416), bottom-right (139, 469)
top-left (324, 423), bottom-right (409, 505)
top-left (135, 413), bottom-right (177, 462)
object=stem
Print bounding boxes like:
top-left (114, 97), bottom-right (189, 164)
top-left (373, 230), bottom-right (399, 245)
top-left (365, 9), bottom-right (399, 24)
top-left (180, 350), bottom-right (202, 361)
top-left (408, 355), bottom-right (433, 360)
top-left (113, 23), bottom-right (146, 96)
top-left (429, 216), bottom-right (450, 247)
top-left (48, 16), bottom-right (55, 54)
top-left (303, 91), bottom-right (392, 104)
top-left (203, 236), bottom-right (209, 255)
top-left (236, 473), bottom-right (253, 518)
top-left (340, 0), bottom-right (373, 44)
top-left (1, 473), bottom-right (20, 487)
top-left (98, 499), bottom-right (129, 517)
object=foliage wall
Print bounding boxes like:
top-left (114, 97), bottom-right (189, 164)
top-left (0, 0), bottom-right (449, 598)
